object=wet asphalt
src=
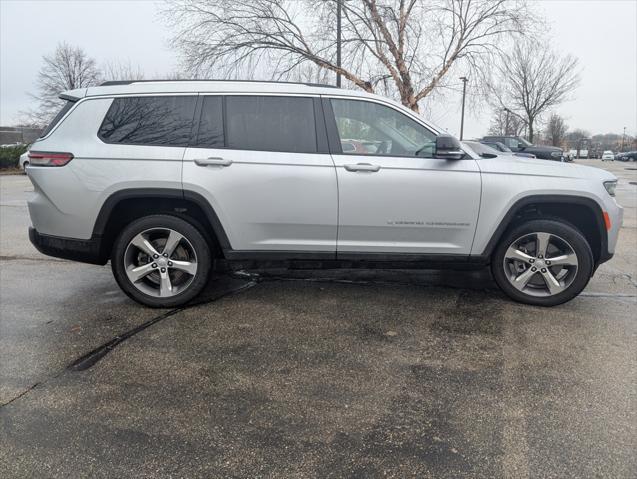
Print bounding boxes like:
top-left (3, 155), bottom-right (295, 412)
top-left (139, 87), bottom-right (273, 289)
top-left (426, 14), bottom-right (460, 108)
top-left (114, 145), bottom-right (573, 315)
top-left (0, 160), bottom-right (635, 478)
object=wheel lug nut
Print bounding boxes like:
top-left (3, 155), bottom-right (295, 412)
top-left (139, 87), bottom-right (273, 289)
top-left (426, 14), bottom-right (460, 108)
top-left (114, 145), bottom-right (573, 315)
top-left (546, 260), bottom-right (551, 265)
top-left (152, 263), bottom-right (157, 268)
top-left (163, 253), bottom-right (168, 257)
top-left (531, 267), bottom-right (537, 271)
top-left (168, 261), bottom-right (173, 267)
top-left (529, 259), bottom-right (535, 263)
top-left (538, 254), bottom-right (543, 259)
top-left (153, 254), bottom-right (159, 258)
top-left (541, 268), bottom-right (547, 273)
top-left (160, 267), bottom-right (166, 273)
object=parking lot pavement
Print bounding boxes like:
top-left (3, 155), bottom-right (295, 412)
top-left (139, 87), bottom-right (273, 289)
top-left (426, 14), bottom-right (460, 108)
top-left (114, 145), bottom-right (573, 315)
top-left (1, 161), bottom-right (635, 478)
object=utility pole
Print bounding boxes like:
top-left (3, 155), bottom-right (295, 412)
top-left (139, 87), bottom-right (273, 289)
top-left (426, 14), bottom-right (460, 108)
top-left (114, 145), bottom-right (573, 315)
top-left (336, 0), bottom-right (342, 87)
top-left (621, 126), bottom-right (626, 151)
top-left (459, 76), bottom-right (468, 140)
top-left (504, 108), bottom-right (510, 135)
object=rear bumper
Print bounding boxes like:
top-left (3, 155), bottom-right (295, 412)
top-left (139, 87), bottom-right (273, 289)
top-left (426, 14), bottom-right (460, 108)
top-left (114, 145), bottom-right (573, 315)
top-left (29, 227), bottom-right (107, 265)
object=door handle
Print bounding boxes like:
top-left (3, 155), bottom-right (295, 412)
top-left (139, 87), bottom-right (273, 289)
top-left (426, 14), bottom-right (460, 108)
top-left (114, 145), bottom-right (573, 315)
top-left (344, 163), bottom-right (381, 172)
top-left (194, 157), bottom-right (233, 167)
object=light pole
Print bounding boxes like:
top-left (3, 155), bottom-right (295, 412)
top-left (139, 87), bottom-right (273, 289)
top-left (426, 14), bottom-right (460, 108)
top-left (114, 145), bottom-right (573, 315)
top-left (459, 76), bottom-right (468, 140)
top-left (621, 126), bottom-right (626, 152)
top-left (336, 0), bottom-right (342, 87)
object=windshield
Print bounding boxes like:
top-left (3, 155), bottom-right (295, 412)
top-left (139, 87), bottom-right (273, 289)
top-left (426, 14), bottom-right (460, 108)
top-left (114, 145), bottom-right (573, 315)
top-left (518, 137), bottom-right (533, 147)
top-left (463, 141), bottom-right (499, 156)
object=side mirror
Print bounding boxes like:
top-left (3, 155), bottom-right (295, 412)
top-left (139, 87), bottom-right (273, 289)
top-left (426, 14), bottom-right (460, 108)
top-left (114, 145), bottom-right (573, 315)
top-left (435, 135), bottom-right (464, 160)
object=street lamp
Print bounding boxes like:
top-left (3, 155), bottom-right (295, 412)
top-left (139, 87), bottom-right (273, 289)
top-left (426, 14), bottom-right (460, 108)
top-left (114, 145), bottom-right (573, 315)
top-left (459, 76), bottom-right (468, 140)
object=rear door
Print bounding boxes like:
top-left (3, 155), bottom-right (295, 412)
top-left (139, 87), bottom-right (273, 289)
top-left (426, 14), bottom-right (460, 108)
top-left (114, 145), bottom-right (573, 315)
top-left (182, 94), bottom-right (337, 256)
top-left (324, 97), bottom-right (481, 257)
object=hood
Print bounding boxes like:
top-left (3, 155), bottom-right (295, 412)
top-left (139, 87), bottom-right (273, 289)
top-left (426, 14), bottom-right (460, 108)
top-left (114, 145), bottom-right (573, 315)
top-left (476, 154), bottom-right (617, 181)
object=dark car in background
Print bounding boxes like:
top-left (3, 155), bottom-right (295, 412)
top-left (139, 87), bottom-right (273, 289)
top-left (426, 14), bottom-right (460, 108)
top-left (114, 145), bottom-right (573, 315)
top-left (480, 140), bottom-right (537, 159)
top-left (615, 151), bottom-right (637, 162)
top-left (482, 135), bottom-right (564, 161)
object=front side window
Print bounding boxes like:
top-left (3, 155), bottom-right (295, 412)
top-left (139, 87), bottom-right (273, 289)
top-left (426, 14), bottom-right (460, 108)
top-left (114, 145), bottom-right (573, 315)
top-left (504, 137), bottom-right (520, 149)
top-left (225, 96), bottom-right (317, 153)
top-left (331, 99), bottom-right (436, 157)
top-left (98, 96), bottom-right (196, 146)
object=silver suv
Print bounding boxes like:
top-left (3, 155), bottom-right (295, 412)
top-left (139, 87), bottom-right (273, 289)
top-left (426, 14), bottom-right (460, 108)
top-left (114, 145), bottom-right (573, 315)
top-left (26, 80), bottom-right (623, 307)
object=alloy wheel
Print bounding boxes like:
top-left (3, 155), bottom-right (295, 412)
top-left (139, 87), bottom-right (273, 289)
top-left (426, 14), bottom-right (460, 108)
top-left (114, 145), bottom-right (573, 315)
top-left (502, 231), bottom-right (579, 297)
top-left (123, 227), bottom-right (198, 298)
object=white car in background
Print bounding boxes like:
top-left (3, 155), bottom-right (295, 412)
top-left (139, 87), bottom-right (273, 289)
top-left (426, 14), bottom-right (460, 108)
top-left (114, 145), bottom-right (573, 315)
top-left (19, 148), bottom-right (30, 172)
top-left (601, 150), bottom-right (614, 161)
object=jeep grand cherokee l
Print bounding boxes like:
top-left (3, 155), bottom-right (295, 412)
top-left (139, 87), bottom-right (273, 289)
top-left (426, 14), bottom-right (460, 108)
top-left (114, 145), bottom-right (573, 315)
top-left (26, 80), bottom-right (622, 307)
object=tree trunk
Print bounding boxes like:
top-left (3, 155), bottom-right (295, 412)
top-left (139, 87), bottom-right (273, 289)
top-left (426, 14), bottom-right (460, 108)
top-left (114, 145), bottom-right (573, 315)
top-left (528, 120), bottom-right (534, 143)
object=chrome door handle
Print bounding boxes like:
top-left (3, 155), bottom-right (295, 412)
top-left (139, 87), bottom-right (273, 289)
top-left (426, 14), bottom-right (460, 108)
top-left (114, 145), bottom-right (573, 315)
top-left (344, 163), bottom-right (381, 172)
top-left (194, 157), bottom-right (233, 167)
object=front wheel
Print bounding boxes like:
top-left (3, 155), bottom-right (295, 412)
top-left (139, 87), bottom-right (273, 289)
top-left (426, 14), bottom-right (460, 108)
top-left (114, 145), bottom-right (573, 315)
top-left (111, 215), bottom-right (211, 307)
top-left (491, 219), bottom-right (593, 306)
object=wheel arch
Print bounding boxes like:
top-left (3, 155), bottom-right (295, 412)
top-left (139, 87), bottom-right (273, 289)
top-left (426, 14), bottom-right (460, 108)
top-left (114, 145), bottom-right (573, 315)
top-left (481, 195), bottom-right (608, 266)
top-left (92, 188), bottom-right (231, 261)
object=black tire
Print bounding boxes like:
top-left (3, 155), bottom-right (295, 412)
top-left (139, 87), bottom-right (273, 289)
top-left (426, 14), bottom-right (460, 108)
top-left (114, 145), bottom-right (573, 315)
top-left (491, 219), bottom-right (593, 306)
top-left (111, 214), bottom-right (211, 308)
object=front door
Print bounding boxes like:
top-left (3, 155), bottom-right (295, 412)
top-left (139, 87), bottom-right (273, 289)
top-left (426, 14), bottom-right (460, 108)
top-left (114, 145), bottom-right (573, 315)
top-left (325, 97), bottom-right (481, 257)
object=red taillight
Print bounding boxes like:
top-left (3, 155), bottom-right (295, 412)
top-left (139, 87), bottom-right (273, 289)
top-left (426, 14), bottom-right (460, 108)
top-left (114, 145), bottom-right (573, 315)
top-left (28, 151), bottom-right (74, 167)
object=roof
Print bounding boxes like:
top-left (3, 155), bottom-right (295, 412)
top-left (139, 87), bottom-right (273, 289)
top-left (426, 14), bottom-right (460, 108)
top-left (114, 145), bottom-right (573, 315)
top-left (61, 79), bottom-right (371, 100)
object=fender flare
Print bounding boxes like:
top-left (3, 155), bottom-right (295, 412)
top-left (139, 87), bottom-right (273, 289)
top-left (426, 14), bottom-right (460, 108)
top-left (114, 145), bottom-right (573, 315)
top-left (92, 188), bottom-right (232, 250)
top-left (481, 194), bottom-right (608, 260)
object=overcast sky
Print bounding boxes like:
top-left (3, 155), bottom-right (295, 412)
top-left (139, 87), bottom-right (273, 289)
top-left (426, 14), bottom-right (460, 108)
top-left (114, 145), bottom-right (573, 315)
top-left (1, 0), bottom-right (635, 139)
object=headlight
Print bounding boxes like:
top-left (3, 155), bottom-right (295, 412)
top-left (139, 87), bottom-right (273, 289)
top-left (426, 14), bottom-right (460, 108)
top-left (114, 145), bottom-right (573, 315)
top-left (604, 180), bottom-right (617, 197)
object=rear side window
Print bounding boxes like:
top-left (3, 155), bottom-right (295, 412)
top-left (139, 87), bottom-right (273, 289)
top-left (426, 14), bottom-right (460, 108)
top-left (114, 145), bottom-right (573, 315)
top-left (39, 100), bottom-right (76, 138)
top-left (193, 96), bottom-right (224, 148)
top-left (98, 96), bottom-right (196, 146)
top-left (225, 96), bottom-right (316, 153)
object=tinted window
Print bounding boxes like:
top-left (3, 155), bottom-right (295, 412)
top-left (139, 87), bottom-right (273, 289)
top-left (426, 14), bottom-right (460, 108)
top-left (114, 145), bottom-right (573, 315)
top-left (98, 96), bottom-right (196, 146)
top-left (40, 100), bottom-right (76, 138)
top-left (194, 96), bottom-right (224, 148)
top-left (225, 96), bottom-right (316, 153)
top-left (331, 99), bottom-right (436, 157)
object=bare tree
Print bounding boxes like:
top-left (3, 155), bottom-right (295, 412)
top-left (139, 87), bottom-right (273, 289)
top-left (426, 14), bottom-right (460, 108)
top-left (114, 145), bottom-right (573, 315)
top-left (489, 39), bottom-right (579, 142)
top-left (487, 108), bottom-right (525, 136)
top-left (163, 0), bottom-right (533, 112)
top-left (545, 113), bottom-right (568, 147)
top-left (28, 43), bottom-right (101, 123)
top-left (102, 60), bottom-right (145, 82)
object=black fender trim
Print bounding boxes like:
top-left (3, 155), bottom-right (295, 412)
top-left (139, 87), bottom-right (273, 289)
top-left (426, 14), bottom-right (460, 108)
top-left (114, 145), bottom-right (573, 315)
top-left (481, 194), bottom-right (609, 264)
top-left (92, 188), bottom-right (232, 251)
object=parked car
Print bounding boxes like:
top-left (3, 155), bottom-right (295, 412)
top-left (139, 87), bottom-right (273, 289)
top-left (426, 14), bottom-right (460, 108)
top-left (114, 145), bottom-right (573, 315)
top-left (481, 135), bottom-right (564, 161)
top-left (615, 151), bottom-right (637, 162)
top-left (19, 146), bottom-right (31, 172)
top-left (479, 140), bottom-right (537, 159)
top-left (601, 150), bottom-right (614, 161)
top-left (26, 80), bottom-right (622, 307)
top-left (463, 141), bottom-right (507, 158)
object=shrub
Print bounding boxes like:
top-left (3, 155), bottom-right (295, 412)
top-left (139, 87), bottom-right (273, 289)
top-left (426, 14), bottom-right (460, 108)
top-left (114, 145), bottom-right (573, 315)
top-left (0, 145), bottom-right (28, 169)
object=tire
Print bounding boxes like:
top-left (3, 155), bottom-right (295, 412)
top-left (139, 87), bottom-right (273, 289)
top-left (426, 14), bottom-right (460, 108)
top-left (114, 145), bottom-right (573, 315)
top-left (22, 161), bottom-right (29, 173)
top-left (111, 214), bottom-right (212, 307)
top-left (491, 219), bottom-right (593, 306)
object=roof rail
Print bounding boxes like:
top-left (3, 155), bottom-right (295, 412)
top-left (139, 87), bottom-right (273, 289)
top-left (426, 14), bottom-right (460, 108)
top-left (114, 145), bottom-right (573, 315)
top-left (99, 79), bottom-right (339, 88)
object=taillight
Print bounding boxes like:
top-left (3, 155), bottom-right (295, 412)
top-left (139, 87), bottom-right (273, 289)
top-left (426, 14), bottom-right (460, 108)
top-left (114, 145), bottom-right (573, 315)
top-left (28, 151), bottom-right (74, 167)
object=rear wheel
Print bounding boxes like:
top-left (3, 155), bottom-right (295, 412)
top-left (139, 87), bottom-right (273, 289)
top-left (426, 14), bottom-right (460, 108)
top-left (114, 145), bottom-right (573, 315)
top-left (111, 215), bottom-right (211, 307)
top-left (491, 219), bottom-right (593, 306)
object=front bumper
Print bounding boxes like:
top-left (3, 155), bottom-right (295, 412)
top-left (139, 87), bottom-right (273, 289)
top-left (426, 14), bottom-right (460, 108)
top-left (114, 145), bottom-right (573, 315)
top-left (29, 227), bottom-right (107, 265)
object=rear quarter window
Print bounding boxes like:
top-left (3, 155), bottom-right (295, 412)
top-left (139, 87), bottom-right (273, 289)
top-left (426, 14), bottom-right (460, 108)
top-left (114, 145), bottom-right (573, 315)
top-left (39, 100), bottom-right (76, 138)
top-left (98, 96), bottom-right (197, 147)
